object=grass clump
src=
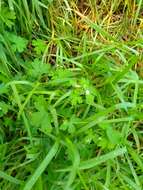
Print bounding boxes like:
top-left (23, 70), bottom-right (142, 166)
top-left (0, 0), bottom-right (143, 189)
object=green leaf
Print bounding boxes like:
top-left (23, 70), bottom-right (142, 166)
top-left (0, 102), bottom-right (9, 117)
top-left (29, 58), bottom-right (51, 78)
top-left (6, 32), bottom-right (28, 52)
top-left (31, 106), bottom-right (52, 134)
top-left (32, 39), bottom-right (47, 55)
top-left (53, 69), bottom-right (73, 80)
top-left (86, 93), bottom-right (94, 105)
top-left (12, 36), bottom-right (28, 53)
top-left (60, 115), bottom-right (77, 134)
top-left (0, 7), bottom-right (16, 27)
top-left (60, 120), bottom-right (68, 131)
top-left (98, 137), bottom-right (109, 149)
top-left (68, 123), bottom-right (75, 134)
top-left (70, 90), bottom-right (83, 106)
top-left (106, 127), bottom-right (122, 145)
top-left (25, 142), bottom-right (40, 160)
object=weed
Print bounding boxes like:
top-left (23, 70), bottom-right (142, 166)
top-left (0, 0), bottom-right (143, 189)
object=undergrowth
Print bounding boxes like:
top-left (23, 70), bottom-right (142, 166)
top-left (0, 0), bottom-right (143, 189)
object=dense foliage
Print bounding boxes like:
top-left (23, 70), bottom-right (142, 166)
top-left (0, 0), bottom-right (143, 189)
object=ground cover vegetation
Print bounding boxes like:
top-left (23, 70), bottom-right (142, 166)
top-left (0, 0), bottom-right (143, 189)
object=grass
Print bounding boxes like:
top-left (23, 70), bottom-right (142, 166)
top-left (0, 0), bottom-right (143, 189)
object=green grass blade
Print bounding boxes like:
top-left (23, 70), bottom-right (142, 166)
top-left (18, 82), bottom-right (40, 118)
top-left (23, 141), bottom-right (59, 190)
top-left (121, 174), bottom-right (141, 190)
top-left (128, 147), bottom-right (143, 172)
top-left (126, 154), bottom-right (141, 188)
top-left (65, 138), bottom-right (80, 189)
top-left (79, 147), bottom-right (127, 170)
top-left (11, 83), bottom-right (33, 144)
top-left (0, 171), bottom-right (21, 185)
